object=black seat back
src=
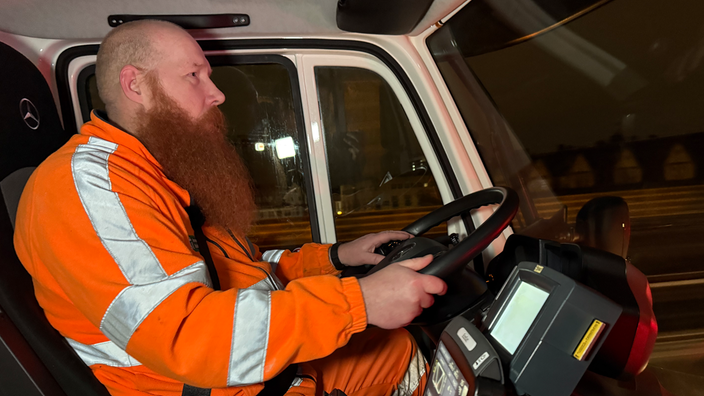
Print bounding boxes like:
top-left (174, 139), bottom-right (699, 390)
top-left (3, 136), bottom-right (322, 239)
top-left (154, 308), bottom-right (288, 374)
top-left (0, 41), bottom-right (110, 396)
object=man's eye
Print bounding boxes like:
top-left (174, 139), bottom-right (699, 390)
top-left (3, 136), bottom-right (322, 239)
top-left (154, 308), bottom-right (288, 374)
top-left (189, 72), bottom-right (197, 77)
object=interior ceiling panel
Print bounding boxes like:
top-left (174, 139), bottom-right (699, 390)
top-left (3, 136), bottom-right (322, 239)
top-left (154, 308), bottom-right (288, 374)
top-left (0, 0), bottom-right (463, 40)
top-left (0, 0), bottom-right (339, 39)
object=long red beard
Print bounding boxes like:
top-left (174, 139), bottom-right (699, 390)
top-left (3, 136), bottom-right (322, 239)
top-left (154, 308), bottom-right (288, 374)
top-left (135, 78), bottom-right (256, 235)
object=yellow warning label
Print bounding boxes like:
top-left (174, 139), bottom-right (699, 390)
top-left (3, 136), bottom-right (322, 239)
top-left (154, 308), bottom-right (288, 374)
top-left (534, 264), bottom-right (544, 273)
top-left (573, 319), bottom-right (605, 361)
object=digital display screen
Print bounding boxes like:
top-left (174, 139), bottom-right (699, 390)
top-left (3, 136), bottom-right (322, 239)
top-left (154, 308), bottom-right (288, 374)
top-left (490, 280), bottom-right (549, 354)
top-left (424, 342), bottom-right (471, 396)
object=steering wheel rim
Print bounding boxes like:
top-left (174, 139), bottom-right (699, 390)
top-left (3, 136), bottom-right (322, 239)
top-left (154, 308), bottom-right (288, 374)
top-left (368, 187), bottom-right (519, 279)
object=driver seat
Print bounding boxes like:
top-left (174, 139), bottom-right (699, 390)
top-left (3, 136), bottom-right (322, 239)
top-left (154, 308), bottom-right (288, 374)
top-left (0, 41), bottom-right (110, 395)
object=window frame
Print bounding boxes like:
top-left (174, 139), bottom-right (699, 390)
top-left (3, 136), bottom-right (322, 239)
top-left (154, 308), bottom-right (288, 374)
top-left (298, 52), bottom-right (455, 243)
top-left (76, 64), bottom-right (96, 124)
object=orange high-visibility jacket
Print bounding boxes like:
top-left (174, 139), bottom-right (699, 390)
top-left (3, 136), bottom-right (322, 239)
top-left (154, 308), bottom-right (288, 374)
top-left (14, 111), bottom-right (368, 396)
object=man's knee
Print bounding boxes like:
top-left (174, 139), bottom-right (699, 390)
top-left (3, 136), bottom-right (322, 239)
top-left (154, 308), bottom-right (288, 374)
top-left (366, 328), bottom-right (427, 396)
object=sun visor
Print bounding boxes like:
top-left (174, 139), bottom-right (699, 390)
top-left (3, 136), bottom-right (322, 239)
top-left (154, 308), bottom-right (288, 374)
top-left (336, 0), bottom-right (435, 35)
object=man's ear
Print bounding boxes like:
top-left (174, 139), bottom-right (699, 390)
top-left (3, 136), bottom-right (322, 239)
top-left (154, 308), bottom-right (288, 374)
top-left (119, 65), bottom-right (145, 105)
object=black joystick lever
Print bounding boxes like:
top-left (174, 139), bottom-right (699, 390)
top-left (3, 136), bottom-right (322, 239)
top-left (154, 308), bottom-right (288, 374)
top-left (375, 240), bottom-right (405, 256)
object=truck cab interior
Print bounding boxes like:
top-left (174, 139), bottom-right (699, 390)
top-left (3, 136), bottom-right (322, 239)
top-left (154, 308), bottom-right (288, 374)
top-left (1, 0), bottom-right (702, 395)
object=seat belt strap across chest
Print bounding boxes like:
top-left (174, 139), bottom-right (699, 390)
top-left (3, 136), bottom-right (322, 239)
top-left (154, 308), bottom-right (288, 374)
top-left (186, 205), bottom-right (220, 290)
top-left (184, 205), bottom-right (297, 396)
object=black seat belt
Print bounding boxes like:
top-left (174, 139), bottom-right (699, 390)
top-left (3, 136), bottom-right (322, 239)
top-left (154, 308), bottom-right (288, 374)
top-left (183, 205), bottom-right (297, 396)
top-left (186, 205), bottom-right (220, 290)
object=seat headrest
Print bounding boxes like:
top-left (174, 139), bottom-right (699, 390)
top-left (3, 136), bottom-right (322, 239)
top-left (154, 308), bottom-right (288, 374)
top-left (575, 196), bottom-right (631, 259)
top-left (0, 42), bottom-right (70, 182)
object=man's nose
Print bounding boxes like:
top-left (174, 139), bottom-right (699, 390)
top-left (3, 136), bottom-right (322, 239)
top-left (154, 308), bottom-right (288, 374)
top-left (208, 79), bottom-right (226, 106)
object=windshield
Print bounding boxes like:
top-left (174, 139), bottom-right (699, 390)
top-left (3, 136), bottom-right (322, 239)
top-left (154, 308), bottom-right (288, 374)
top-left (428, 0), bottom-right (704, 389)
top-left (428, 0), bottom-right (704, 276)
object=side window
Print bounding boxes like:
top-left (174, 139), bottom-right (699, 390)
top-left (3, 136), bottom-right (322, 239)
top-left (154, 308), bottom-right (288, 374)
top-left (82, 59), bottom-right (313, 250)
top-left (315, 67), bottom-right (444, 242)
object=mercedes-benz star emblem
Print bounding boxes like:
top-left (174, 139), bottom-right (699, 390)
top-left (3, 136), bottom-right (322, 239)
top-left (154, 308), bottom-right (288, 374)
top-left (20, 98), bottom-right (40, 130)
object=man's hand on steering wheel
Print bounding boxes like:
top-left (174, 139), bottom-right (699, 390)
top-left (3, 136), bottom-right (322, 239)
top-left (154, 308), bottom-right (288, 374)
top-left (336, 231), bottom-right (413, 266)
top-left (358, 255), bottom-right (447, 329)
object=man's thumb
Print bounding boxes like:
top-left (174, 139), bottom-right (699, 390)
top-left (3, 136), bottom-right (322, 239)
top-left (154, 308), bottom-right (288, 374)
top-left (396, 255), bottom-right (433, 271)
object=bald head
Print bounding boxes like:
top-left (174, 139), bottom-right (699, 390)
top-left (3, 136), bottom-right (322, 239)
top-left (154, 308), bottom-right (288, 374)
top-left (95, 20), bottom-right (184, 115)
top-left (95, 20), bottom-right (224, 133)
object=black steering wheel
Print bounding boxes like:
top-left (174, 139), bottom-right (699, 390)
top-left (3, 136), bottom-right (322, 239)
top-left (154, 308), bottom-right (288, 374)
top-left (368, 187), bottom-right (519, 277)
top-left (365, 187), bottom-right (519, 325)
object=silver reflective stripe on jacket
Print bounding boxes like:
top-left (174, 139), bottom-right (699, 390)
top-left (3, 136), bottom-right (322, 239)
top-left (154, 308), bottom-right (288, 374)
top-left (227, 288), bottom-right (271, 386)
top-left (71, 137), bottom-right (211, 350)
top-left (226, 273), bottom-right (281, 385)
top-left (101, 261), bottom-right (211, 349)
top-left (72, 137), bottom-right (167, 284)
top-left (261, 249), bottom-right (285, 273)
top-left (67, 338), bottom-right (142, 368)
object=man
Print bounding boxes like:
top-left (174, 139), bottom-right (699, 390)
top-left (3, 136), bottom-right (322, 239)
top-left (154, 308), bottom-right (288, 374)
top-left (14, 20), bottom-right (446, 396)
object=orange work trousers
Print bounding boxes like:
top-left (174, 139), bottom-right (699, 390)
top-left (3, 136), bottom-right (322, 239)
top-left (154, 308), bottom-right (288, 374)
top-left (287, 328), bottom-right (428, 396)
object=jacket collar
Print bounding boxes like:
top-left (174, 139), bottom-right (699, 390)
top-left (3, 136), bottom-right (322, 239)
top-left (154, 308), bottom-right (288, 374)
top-left (81, 110), bottom-right (164, 171)
top-left (81, 110), bottom-right (192, 207)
